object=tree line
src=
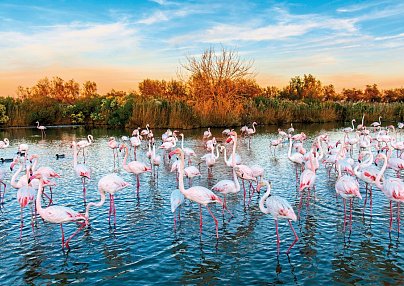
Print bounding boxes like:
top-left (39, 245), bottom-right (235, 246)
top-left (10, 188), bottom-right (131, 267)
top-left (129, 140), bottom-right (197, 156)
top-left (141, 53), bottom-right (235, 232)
top-left (0, 47), bottom-right (403, 128)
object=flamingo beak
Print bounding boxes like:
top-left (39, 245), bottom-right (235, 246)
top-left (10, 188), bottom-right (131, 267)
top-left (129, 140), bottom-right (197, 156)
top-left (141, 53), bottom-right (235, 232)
top-left (226, 137), bottom-right (233, 144)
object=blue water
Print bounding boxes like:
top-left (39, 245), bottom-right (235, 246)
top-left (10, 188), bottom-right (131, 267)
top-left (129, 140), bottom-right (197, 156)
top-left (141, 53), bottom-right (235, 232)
top-left (0, 124), bottom-right (402, 285)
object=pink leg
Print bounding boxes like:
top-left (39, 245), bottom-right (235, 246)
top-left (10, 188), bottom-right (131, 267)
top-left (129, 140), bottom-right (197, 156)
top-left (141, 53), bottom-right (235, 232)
top-left (199, 204), bottom-right (203, 234)
top-left (275, 219), bottom-right (280, 255)
top-left (136, 175), bottom-right (140, 194)
top-left (173, 213), bottom-right (177, 230)
top-left (60, 224), bottom-right (65, 248)
top-left (349, 199), bottom-right (353, 231)
top-left (64, 222), bottom-right (86, 248)
top-left (242, 180), bottom-right (246, 204)
top-left (369, 188), bottom-right (373, 214)
top-left (389, 201), bottom-right (393, 232)
top-left (286, 220), bottom-right (299, 254)
top-left (343, 198), bottom-right (347, 232)
top-left (20, 208), bottom-right (23, 240)
top-left (113, 195), bottom-right (116, 226)
top-left (82, 177), bottom-right (87, 204)
top-left (363, 184), bottom-right (368, 213)
top-left (397, 203), bottom-right (400, 233)
top-left (206, 205), bottom-right (219, 239)
top-left (108, 194), bottom-right (112, 224)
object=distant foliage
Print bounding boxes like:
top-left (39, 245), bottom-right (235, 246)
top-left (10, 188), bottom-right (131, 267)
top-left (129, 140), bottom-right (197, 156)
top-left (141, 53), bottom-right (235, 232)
top-left (1, 47), bottom-right (404, 128)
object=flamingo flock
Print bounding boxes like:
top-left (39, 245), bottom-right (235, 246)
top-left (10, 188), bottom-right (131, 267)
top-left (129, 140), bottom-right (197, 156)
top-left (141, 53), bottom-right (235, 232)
top-left (0, 117), bottom-right (402, 255)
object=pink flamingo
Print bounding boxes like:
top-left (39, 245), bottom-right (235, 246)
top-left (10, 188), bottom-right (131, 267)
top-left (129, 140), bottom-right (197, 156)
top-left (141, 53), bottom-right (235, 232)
top-left (184, 165), bottom-right (201, 186)
top-left (170, 189), bottom-right (185, 229)
top-left (10, 158), bottom-right (36, 239)
top-left (211, 165), bottom-right (239, 216)
top-left (374, 153), bottom-right (404, 233)
top-left (71, 141), bottom-right (91, 204)
top-left (76, 134), bottom-right (93, 163)
top-left (95, 173), bottom-right (131, 226)
top-left (31, 173), bottom-right (90, 249)
top-left (200, 143), bottom-right (219, 177)
top-left (258, 180), bottom-right (298, 255)
top-left (180, 133), bottom-right (196, 165)
top-left (36, 121), bottom-right (46, 136)
top-left (169, 148), bottom-right (224, 238)
top-left (335, 163), bottom-right (361, 232)
top-left (203, 128), bottom-right (212, 140)
top-left (108, 137), bottom-right (119, 170)
top-left (0, 138), bottom-right (9, 149)
top-left (120, 144), bottom-right (151, 194)
top-left (151, 140), bottom-right (162, 179)
top-left (354, 151), bottom-right (378, 213)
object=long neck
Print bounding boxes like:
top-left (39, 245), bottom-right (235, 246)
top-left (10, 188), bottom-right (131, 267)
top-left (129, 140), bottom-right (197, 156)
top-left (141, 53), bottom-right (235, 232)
top-left (85, 190), bottom-right (106, 218)
top-left (258, 182), bottom-right (271, 214)
top-left (37, 122), bottom-right (39, 128)
top-left (36, 177), bottom-right (45, 215)
top-left (351, 119), bottom-right (355, 130)
top-left (232, 167), bottom-right (240, 191)
top-left (232, 136), bottom-right (237, 166)
top-left (177, 152), bottom-right (187, 197)
top-left (122, 145), bottom-right (129, 168)
top-left (72, 143), bottom-right (78, 168)
top-left (288, 138), bottom-right (293, 158)
top-left (222, 147), bottom-right (229, 164)
top-left (152, 144), bottom-right (156, 158)
top-left (375, 154), bottom-right (388, 189)
top-left (31, 157), bottom-right (38, 172)
top-left (361, 114), bottom-right (365, 125)
top-left (215, 144), bottom-right (220, 159)
top-left (11, 164), bottom-right (23, 188)
top-left (252, 123), bottom-right (256, 133)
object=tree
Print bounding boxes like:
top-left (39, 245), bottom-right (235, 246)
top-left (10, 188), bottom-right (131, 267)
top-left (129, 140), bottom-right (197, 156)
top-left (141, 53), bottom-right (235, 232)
top-left (81, 81), bottom-right (98, 97)
top-left (342, 88), bottom-right (363, 101)
top-left (364, 84), bottom-right (381, 102)
top-left (179, 46), bottom-right (255, 100)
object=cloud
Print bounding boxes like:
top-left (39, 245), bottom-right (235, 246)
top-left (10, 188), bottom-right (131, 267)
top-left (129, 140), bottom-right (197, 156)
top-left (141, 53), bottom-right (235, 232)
top-left (0, 21), bottom-right (141, 70)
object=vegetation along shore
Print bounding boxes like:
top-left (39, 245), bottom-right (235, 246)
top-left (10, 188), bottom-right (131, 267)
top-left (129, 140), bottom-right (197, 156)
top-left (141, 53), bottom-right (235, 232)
top-left (1, 48), bottom-right (403, 129)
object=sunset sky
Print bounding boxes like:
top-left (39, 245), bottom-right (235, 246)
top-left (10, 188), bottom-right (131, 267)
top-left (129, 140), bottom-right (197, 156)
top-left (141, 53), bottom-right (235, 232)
top-left (0, 0), bottom-right (403, 96)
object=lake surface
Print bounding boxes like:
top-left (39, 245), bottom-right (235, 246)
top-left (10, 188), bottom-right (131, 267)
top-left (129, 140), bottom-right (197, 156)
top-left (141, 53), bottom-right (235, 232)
top-left (0, 123), bottom-right (402, 285)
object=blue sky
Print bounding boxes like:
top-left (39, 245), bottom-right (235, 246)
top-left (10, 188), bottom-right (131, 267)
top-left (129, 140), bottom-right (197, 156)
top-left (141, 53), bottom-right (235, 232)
top-left (0, 0), bottom-right (403, 96)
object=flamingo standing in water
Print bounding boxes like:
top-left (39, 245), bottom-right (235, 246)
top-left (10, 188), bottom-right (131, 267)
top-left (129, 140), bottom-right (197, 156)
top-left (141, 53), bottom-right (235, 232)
top-left (108, 137), bottom-right (119, 170)
top-left (95, 173), bottom-right (131, 226)
top-left (0, 138), bottom-right (9, 149)
top-left (211, 165), bottom-right (239, 216)
top-left (71, 141), bottom-right (91, 204)
top-left (374, 153), bottom-right (404, 233)
top-left (335, 162), bottom-right (361, 232)
top-left (203, 128), bottom-right (212, 140)
top-left (10, 157), bottom-right (36, 239)
top-left (169, 148), bottom-right (224, 238)
top-left (76, 135), bottom-right (94, 163)
top-left (354, 151), bottom-right (378, 213)
top-left (30, 173), bottom-right (90, 249)
top-left (36, 121), bottom-right (46, 136)
top-left (180, 133), bottom-right (196, 165)
top-left (120, 144), bottom-right (151, 194)
top-left (258, 180), bottom-right (298, 255)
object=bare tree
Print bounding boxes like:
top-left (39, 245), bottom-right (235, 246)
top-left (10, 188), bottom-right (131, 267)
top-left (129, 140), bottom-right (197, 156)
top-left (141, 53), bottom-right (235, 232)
top-left (179, 46), bottom-right (255, 100)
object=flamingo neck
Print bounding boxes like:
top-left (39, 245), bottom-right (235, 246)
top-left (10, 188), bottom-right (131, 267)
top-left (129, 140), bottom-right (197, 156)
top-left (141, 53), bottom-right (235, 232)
top-left (85, 190), bottom-right (106, 218)
top-left (232, 135), bottom-right (237, 166)
top-left (36, 177), bottom-right (45, 215)
top-left (375, 153), bottom-right (387, 190)
top-left (288, 138), bottom-right (293, 158)
top-left (351, 119), bottom-right (355, 130)
top-left (177, 151), bottom-right (188, 197)
top-left (232, 167), bottom-right (240, 192)
top-left (258, 181), bottom-right (271, 214)
top-left (122, 146), bottom-right (129, 170)
top-left (72, 142), bottom-right (78, 168)
top-left (11, 164), bottom-right (23, 189)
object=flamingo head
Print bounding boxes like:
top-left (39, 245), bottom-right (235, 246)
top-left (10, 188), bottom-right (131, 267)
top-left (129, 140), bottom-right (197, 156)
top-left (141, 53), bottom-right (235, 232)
top-left (168, 148), bottom-right (183, 160)
top-left (256, 180), bottom-right (271, 194)
top-left (226, 136), bottom-right (234, 144)
top-left (119, 144), bottom-right (127, 151)
top-left (29, 154), bottom-right (38, 163)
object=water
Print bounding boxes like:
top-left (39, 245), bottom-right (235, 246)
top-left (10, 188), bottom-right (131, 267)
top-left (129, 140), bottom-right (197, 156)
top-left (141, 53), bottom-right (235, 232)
top-left (0, 124), bottom-right (402, 285)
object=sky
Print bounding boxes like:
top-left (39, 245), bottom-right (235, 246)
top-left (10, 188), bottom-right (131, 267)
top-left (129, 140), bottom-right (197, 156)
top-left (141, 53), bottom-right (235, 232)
top-left (0, 0), bottom-right (403, 96)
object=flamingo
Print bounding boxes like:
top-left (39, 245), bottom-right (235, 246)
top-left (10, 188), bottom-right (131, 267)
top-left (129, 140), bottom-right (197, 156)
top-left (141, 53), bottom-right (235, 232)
top-left (76, 135), bottom-right (93, 163)
top-left (342, 119), bottom-right (356, 133)
top-left (170, 189), bottom-right (185, 229)
top-left (108, 137), bottom-right (119, 170)
top-left (335, 162), bottom-right (361, 232)
top-left (140, 124), bottom-right (150, 137)
top-left (169, 148), bottom-right (224, 238)
top-left (370, 116), bottom-right (382, 129)
top-left (183, 165), bottom-right (201, 186)
top-left (95, 173), bottom-right (131, 225)
top-left (374, 153), bottom-right (404, 233)
top-left (258, 180), bottom-right (298, 255)
top-left (354, 151), bottom-right (379, 212)
top-left (200, 143), bottom-right (219, 177)
top-left (130, 135), bottom-right (142, 160)
top-left (220, 145), bottom-right (241, 167)
top-left (151, 140), bottom-right (162, 179)
top-left (36, 121), bottom-right (46, 136)
top-left (0, 138), bottom-right (9, 149)
top-left (120, 144), bottom-right (151, 194)
top-left (203, 128), bottom-right (212, 140)
top-left (246, 122), bottom-right (257, 149)
top-left (71, 141), bottom-right (91, 203)
top-left (211, 165), bottom-right (240, 216)
top-left (180, 133), bottom-right (196, 165)
top-left (287, 123), bottom-right (294, 134)
top-left (288, 138), bottom-right (304, 180)
top-left (30, 173), bottom-right (90, 249)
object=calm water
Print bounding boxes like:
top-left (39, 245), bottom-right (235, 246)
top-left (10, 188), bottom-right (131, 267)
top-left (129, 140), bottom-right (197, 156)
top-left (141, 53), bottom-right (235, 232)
top-left (0, 124), bottom-right (402, 285)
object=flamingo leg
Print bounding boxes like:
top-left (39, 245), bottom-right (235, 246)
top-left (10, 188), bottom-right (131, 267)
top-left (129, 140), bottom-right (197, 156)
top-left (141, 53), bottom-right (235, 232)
top-left (113, 195), bottom-right (116, 226)
top-left (199, 204), bottom-right (203, 234)
top-left (275, 219), bottom-right (280, 255)
top-left (369, 188), bottom-right (373, 214)
top-left (60, 224), bottom-right (65, 248)
top-left (343, 198), bottom-right (347, 232)
top-left (108, 194), bottom-right (112, 224)
top-left (20, 207), bottom-right (23, 240)
top-left (136, 175), bottom-right (140, 194)
top-left (286, 220), bottom-right (299, 254)
top-left (206, 205), bottom-right (219, 239)
top-left (389, 201), bottom-right (393, 232)
top-left (82, 177), bottom-right (87, 204)
top-left (64, 221), bottom-right (86, 249)
top-left (349, 199), bottom-right (353, 231)
top-left (397, 202), bottom-right (400, 233)
top-left (363, 184), bottom-right (368, 213)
